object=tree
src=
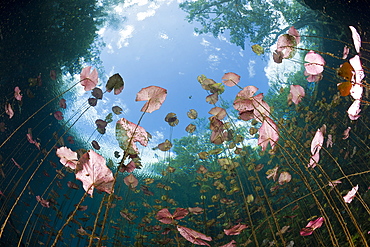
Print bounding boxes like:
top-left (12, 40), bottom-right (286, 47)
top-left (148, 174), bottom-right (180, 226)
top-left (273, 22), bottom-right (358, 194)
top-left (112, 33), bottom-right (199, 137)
top-left (179, 0), bottom-right (319, 49)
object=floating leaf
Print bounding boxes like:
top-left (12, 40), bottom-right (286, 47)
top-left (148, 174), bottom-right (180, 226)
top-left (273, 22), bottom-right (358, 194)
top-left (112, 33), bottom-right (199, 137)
top-left (222, 72), bottom-right (240, 87)
top-left (95, 119), bottom-right (107, 134)
top-left (251, 44), bottom-right (264, 55)
top-left (91, 140), bottom-right (100, 150)
top-left (233, 86), bottom-right (258, 112)
top-left (106, 73), bottom-right (124, 95)
top-left (92, 88), bottom-right (103, 99)
top-left (116, 118), bottom-right (148, 155)
top-left (80, 66), bottom-right (98, 91)
top-left (206, 93), bottom-right (218, 104)
top-left (185, 124), bottom-right (196, 133)
top-left (197, 165), bottom-right (208, 174)
top-left (59, 98), bottom-right (66, 109)
top-left (54, 111), bottom-right (63, 120)
top-left (165, 113), bottom-right (179, 127)
top-left (88, 98), bottom-right (97, 106)
top-left (112, 106), bottom-right (123, 115)
top-left (158, 139), bottom-right (172, 151)
top-left (136, 86), bottom-right (167, 113)
top-left (198, 152), bottom-right (209, 160)
top-left (187, 109), bottom-right (198, 119)
top-left (76, 150), bottom-right (114, 197)
top-left (208, 148), bottom-right (223, 155)
top-left (209, 107), bottom-right (227, 120)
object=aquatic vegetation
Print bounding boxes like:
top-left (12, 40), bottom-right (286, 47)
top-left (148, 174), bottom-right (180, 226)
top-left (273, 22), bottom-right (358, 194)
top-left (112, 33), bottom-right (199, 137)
top-left (1, 3), bottom-right (370, 246)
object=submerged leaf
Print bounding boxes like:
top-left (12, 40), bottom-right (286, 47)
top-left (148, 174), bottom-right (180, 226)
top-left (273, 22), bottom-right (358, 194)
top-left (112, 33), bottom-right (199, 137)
top-left (177, 225), bottom-right (212, 246)
top-left (288, 26), bottom-right (300, 44)
top-left (124, 174), bottom-right (138, 188)
top-left (300, 217), bottom-right (324, 236)
top-left (278, 171), bottom-right (292, 185)
top-left (14, 87), bottom-right (22, 101)
top-left (56, 147), bottom-right (78, 170)
top-left (258, 117), bottom-right (279, 151)
top-left (304, 51), bottom-right (325, 75)
top-left (349, 26), bottom-right (361, 53)
top-left (224, 223), bottom-right (248, 235)
top-left (288, 85), bottom-right (305, 105)
top-left (276, 34), bottom-right (297, 59)
top-left (5, 103), bottom-right (14, 119)
top-left (337, 81), bottom-right (352, 96)
top-left (343, 185), bottom-right (358, 203)
top-left (156, 208), bottom-right (189, 224)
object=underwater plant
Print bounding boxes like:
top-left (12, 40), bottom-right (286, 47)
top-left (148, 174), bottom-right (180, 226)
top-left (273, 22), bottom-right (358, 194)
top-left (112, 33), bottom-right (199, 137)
top-left (1, 1), bottom-right (370, 246)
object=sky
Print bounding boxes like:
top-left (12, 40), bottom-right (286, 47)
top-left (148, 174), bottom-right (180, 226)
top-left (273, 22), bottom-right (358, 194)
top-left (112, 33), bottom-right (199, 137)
top-left (66, 0), bottom-right (274, 167)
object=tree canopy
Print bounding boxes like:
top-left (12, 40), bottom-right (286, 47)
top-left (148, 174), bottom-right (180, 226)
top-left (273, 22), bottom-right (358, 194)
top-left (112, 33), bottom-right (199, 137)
top-left (179, 0), bottom-right (319, 49)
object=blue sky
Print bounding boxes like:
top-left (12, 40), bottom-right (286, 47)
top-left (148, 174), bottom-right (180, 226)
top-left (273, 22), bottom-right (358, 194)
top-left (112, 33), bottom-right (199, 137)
top-left (66, 0), bottom-right (272, 165)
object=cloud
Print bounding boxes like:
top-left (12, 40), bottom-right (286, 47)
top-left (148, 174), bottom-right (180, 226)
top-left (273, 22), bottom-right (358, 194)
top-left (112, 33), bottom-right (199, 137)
top-left (200, 38), bottom-right (211, 47)
top-left (159, 32), bottom-right (169, 39)
top-left (122, 0), bottom-right (149, 9)
top-left (248, 60), bottom-right (256, 77)
top-left (117, 25), bottom-right (135, 48)
top-left (137, 9), bottom-right (156, 21)
top-left (208, 54), bottom-right (219, 62)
